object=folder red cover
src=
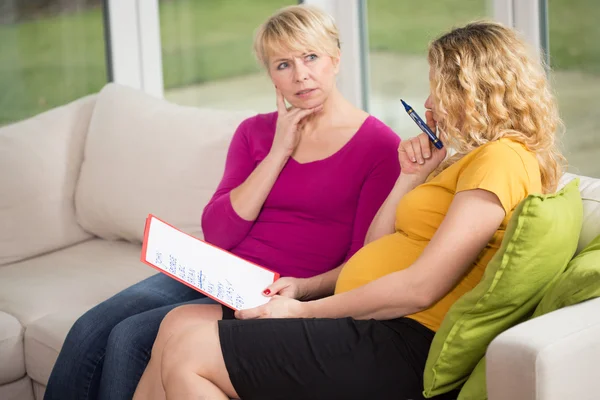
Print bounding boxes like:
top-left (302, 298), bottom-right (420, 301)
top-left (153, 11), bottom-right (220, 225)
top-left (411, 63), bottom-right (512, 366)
top-left (141, 214), bottom-right (280, 310)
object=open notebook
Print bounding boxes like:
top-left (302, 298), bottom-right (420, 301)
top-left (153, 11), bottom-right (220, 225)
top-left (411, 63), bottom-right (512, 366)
top-left (141, 215), bottom-right (279, 310)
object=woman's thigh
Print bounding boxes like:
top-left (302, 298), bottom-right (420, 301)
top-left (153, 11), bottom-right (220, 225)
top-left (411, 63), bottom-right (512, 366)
top-left (217, 317), bottom-right (438, 400)
top-left (75, 273), bottom-right (207, 335)
top-left (64, 273), bottom-right (206, 354)
top-left (103, 296), bottom-right (221, 359)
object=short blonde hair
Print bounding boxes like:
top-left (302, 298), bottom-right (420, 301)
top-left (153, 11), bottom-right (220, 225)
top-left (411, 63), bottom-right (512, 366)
top-left (428, 21), bottom-right (565, 193)
top-left (253, 5), bottom-right (341, 68)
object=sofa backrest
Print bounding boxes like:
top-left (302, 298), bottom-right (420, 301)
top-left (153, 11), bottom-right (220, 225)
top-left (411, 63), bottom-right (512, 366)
top-left (0, 96), bottom-right (95, 266)
top-left (74, 83), bottom-right (255, 243)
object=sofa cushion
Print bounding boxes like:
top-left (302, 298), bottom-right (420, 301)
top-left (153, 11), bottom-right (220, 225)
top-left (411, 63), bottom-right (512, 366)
top-left (24, 308), bottom-right (91, 386)
top-left (0, 376), bottom-right (34, 400)
top-left (0, 239), bottom-right (155, 326)
top-left (31, 381), bottom-right (46, 400)
top-left (559, 173), bottom-right (600, 253)
top-left (33, 381), bottom-right (45, 400)
top-left (75, 83), bottom-right (255, 243)
top-left (423, 179), bottom-right (583, 397)
top-left (456, 357), bottom-right (486, 400)
top-left (534, 233), bottom-right (600, 317)
top-left (0, 311), bottom-right (24, 384)
top-left (0, 96), bottom-right (95, 266)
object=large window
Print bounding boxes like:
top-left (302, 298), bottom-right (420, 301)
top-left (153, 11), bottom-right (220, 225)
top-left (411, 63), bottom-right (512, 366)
top-left (0, 0), bottom-right (108, 125)
top-left (366, 0), bottom-right (489, 139)
top-left (3, 0), bottom-right (597, 180)
top-left (160, 0), bottom-right (295, 112)
top-left (547, 0), bottom-right (600, 177)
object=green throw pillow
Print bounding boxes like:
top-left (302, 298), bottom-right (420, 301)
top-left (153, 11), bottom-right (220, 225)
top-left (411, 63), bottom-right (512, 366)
top-left (423, 178), bottom-right (583, 398)
top-left (457, 357), bottom-right (486, 400)
top-left (457, 232), bottom-right (600, 400)
top-left (533, 232), bottom-right (600, 317)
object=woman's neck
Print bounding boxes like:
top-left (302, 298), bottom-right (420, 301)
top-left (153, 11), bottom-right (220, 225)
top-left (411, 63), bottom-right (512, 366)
top-left (301, 88), bottom-right (360, 133)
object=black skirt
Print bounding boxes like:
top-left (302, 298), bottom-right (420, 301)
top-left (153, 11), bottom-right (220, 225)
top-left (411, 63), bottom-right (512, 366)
top-left (217, 311), bottom-right (460, 400)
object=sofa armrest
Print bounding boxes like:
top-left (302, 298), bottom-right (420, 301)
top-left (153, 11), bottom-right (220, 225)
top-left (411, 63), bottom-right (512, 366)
top-left (486, 297), bottom-right (600, 400)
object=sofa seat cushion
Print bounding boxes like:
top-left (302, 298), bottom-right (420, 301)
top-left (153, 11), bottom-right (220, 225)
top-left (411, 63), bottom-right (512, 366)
top-left (75, 83), bottom-right (255, 243)
top-left (0, 311), bottom-right (25, 384)
top-left (33, 381), bottom-right (45, 400)
top-left (0, 239), bottom-right (155, 326)
top-left (25, 307), bottom-right (92, 386)
top-left (0, 376), bottom-right (34, 400)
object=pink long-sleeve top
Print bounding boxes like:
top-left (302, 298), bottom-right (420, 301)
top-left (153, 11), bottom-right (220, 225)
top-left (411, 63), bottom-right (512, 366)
top-left (201, 112), bottom-right (400, 278)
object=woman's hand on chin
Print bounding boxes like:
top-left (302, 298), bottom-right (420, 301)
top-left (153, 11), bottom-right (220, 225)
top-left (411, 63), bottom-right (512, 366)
top-left (398, 110), bottom-right (447, 183)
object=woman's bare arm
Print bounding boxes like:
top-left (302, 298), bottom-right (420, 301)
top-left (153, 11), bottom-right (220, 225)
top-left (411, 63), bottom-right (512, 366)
top-left (364, 175), bottom-right (422, 244)
top-left (301, 189), bottom-right (506, 319)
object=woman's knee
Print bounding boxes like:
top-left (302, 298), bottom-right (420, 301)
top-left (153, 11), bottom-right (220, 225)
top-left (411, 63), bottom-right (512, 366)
top-left (62, 308), bottom-right (111, 356)
top-left (159, 305), bottom-right (191, 334)
top-left (161, 322), bottom-right (220, 382)
top-left (147, 307), bottom-right (186, 359)
top-left (106, 315), bottom-right (156, 358)
top-left (156, 304), bottom-right (222, 346)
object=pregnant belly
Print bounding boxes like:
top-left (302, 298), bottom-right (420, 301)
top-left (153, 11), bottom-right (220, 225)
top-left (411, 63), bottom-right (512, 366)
top-left (335, 232), bottom-right (425, 294)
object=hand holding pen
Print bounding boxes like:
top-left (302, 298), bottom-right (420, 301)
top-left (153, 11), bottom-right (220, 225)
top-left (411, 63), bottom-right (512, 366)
top-left (401, 99), bottom-right (443, 149)
top-left (398, 102), bottom-right (447, 180)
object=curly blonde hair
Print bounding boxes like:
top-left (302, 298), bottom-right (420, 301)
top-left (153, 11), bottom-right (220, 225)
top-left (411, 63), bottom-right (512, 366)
top-left (428, 21), bottom-right (565, 193)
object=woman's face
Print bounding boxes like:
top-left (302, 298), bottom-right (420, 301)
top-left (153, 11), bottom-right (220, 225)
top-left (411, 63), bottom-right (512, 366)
top-left (424, 66), bottom-right (442, 124)
top-left (267, 48), bottom-right (340, 109)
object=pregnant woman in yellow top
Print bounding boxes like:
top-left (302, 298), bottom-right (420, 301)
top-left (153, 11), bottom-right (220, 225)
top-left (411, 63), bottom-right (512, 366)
top-left (141, 21), bottom-right (565, 400)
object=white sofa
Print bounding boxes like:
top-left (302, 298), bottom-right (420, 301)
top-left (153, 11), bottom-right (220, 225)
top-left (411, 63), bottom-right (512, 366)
top-left (0, 83), bottom-right (599, 400)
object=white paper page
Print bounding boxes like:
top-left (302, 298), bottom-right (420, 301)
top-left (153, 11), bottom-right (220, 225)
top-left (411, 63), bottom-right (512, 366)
top-left (143, 216), bottom-right (276, 310)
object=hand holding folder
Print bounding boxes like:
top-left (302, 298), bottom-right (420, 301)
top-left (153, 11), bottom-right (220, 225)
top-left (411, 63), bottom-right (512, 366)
top-left (141, 215), bottom-right (280, 310)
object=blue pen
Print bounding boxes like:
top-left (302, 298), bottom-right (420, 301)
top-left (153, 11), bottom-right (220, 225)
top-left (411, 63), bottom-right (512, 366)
top-left (400, 99), bottom-right (443, 149)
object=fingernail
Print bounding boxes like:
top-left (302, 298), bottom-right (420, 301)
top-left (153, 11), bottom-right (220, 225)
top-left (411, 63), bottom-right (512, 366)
top-left (263, 289), bottom-right (271, 295)
top-left (424, 153), bottom-right (431, 158)
top-left (411, 158), bottom-right (417, 162)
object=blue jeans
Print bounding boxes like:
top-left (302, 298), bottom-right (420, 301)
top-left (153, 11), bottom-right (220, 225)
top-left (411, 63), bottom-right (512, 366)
top-left (44, 273), bottom-right (217, 400)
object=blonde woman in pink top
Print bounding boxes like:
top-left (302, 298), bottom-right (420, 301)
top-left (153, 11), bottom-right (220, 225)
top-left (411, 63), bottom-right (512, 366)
top-left (46, 5), bottom-right (400, 400)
